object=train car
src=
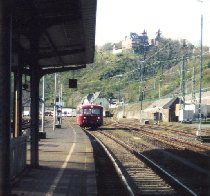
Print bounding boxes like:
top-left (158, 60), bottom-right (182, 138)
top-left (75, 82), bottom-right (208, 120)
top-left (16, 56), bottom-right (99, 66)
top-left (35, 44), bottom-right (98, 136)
top-left (76, 104), bottom-right (103, 128)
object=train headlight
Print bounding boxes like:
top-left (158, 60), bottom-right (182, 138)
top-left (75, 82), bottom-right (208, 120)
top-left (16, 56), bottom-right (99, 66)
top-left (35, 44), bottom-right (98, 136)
top-left (83, 116), bottom-right (86, 119)
top-left (97, 117), bottom-right (100, 119)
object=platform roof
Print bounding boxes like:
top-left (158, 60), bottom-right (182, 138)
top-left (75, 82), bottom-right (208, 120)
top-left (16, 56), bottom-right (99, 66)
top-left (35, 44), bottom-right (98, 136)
top-left (12, 0), bottom-right (97, 76)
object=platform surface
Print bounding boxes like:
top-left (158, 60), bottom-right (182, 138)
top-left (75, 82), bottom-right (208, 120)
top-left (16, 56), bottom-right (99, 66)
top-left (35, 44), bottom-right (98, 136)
top-left (11, 122), bottom-right (97, 196)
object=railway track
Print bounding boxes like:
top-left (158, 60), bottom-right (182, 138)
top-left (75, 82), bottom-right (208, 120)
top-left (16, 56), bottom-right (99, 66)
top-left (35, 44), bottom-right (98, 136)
top-left (112, 121), bottom-right (210, 156)
top-left (100, 120), bottom-right (210, 195)
top-left (88, 129), bottom-right (130, 196)
top-left (84, 128), bottom-right (199, 195)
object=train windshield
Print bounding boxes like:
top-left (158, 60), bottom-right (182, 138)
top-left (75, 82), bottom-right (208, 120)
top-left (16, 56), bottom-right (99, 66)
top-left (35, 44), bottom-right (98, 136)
top-left (83, 108), bottom-right (101, 115)
top-left (92, 108), bottom-right (101, 115)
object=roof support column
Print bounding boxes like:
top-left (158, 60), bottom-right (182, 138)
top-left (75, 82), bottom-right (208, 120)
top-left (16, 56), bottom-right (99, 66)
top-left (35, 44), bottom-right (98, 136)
top-left (30, 35), bottom-right (40, 167)
top-left (0, 0), bottom-right (12, 195)
top-left (13, 68), bottom-right (23, 137)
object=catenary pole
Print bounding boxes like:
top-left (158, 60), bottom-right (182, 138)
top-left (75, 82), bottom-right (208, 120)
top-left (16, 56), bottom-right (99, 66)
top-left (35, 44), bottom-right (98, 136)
top-left (196, 13), bottom-right (203, 137)
top-left (41, 76), bottom-right (45, 133)
top-left (53, 73), bottom-right (57, 131)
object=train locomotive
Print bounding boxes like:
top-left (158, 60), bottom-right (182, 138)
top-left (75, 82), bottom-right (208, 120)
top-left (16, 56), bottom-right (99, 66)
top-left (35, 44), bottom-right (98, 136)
top-left (76, 104), bottom-right (103, 128)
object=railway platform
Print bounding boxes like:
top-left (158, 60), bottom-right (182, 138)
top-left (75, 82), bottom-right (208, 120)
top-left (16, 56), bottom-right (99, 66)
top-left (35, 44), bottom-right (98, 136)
top-left (11, 122), bottom-right (97, 196)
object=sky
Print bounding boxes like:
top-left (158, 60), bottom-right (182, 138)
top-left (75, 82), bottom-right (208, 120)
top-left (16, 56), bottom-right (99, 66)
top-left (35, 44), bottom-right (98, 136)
top-left (95, 0), bottom-right (210, 47)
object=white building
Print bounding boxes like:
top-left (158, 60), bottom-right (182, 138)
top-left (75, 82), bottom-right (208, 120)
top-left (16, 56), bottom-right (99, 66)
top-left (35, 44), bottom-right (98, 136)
top-left (185, 104), bottom-right (207, 118)
top-left (62, 108), bottom-right (76, 117)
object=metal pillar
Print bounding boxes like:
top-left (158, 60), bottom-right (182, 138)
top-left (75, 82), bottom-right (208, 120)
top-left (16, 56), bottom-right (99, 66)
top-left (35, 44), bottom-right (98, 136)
top-left (39, 76), bottom-right (46, 138)
top-left (30, 36), bottom-right (40, 167)
top-left (13, 70), bottom-right (22, 137)
top-left (159, 76), bottom-right (162, 99)
top-left (181, 55), bottom-right (186, 109)
top-left (41, 76), bottom-right (45, 133)
top-left (53, 73), bottom-right (57, 131)
top-left (191, 65), bottom-right (196, 103)
top-left (197, 14), bottom-right (203, 137)
top-left (0, 0), bottom-right (12, 195)
top-left (58, 83), bottom-right (63, 124)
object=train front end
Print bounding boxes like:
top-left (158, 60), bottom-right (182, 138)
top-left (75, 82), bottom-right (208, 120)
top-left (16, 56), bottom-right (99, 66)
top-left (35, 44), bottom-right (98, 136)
top-left (76, 104), bottom-right (103, 128)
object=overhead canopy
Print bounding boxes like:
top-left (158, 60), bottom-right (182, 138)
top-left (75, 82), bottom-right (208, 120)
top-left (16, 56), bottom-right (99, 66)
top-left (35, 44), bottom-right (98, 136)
top-left (12, 0), bottom-right (97, 75)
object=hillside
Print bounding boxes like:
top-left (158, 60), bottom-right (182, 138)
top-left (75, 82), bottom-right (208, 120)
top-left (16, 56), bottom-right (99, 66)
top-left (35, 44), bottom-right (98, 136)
top-left (42, 37), bottom-right (210, 108)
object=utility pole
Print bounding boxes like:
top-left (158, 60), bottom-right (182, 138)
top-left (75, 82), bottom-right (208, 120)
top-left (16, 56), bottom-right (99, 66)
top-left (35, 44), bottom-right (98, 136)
top-left (181, 40), bottom-right (186, 110)
top-left (39, 76), bottom-right (46, 138)
top-left (197, 13), bottom-right (203, 138)
top-left (159, 75), bottom-right (162, 99)
top-left (53, 73), bottom-right (57, 131)
top-left (140, 90), bottom-right (144, 111)
top-left (191, 64), bottom-right (196, 103)
top-left (139, 62), bottom-right (144, 123)
top-left (41, 76), bottom-right (45, 133)
top-left (153, 77), bottom-right (156, 90)
top-left (59, 83), bottom-right (62, 125)
top-left (159, 62), bottom-right (163, 99)
top-left (139, 85), bottom-right (144, 124)
top-left (122, 78), bottom-right (126, 118)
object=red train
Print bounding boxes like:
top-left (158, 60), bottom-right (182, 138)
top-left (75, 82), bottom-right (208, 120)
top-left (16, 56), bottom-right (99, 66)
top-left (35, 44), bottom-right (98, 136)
top-left (76, 104), bottom-right (103, 128)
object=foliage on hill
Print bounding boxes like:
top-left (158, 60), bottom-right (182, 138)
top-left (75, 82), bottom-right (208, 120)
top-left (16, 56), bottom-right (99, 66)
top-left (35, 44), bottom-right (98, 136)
top-left (43, 38), bottom-right (210, 108)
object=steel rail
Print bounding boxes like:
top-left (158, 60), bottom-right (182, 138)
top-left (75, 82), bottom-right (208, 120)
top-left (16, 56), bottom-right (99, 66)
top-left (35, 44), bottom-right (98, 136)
top-left (83, 128), bottom-right (134, 196)
top-left (100, 130), bottom-right (198, 196)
